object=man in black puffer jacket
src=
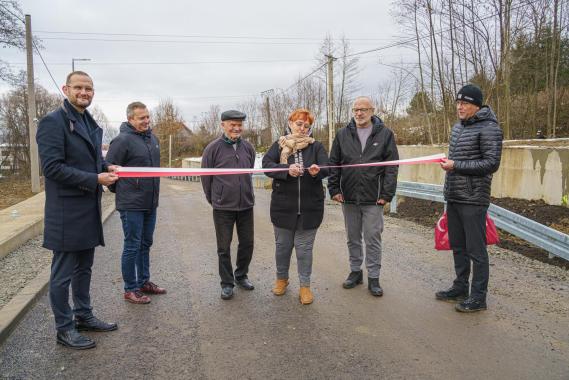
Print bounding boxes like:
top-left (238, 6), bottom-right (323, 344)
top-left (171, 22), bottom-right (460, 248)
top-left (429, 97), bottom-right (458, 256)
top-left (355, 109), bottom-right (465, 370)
top-left (106, 102), bottom-right (165, 305)
top-left (329, 96), bottom-right (399, 297)
top-left (437, 84), bottom-right (503, 313)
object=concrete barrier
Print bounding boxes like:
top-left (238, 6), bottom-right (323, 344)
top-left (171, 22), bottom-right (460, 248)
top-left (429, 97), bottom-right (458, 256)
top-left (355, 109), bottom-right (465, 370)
top-left (184, 143), bottom-right (569, 205)
top-left (0, 193), bottom-right (45, 259)
top-left (398, 144), bottom-right (569, 205)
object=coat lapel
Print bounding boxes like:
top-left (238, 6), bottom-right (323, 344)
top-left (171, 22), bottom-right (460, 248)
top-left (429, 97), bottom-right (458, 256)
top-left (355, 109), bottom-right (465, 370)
top-left (63, 101), bottom-right (98, 158)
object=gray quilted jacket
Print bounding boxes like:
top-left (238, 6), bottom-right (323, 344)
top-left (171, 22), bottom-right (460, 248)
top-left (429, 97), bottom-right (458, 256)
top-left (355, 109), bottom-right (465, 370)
top-left (444, 106), bottom-right (503, 206)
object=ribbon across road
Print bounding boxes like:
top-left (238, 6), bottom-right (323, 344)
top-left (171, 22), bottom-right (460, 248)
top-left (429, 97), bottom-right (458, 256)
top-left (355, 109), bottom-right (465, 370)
top-left (116, 153), bottom-right (446, 178)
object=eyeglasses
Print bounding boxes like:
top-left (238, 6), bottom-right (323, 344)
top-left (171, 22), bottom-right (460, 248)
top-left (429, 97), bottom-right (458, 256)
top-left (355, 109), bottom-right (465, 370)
top-left (352, 108), bottom-right (373, 113)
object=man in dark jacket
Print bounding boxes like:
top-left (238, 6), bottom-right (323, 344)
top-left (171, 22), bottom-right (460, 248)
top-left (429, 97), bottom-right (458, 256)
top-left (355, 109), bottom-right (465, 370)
top-left (328, 96), bottom-right (399, 297)
top-left (437, 84), bottom-right (503, 312)
top-left (106, 102), bottom-right (165, 305)
top-left (201, 110), bottom-right (256, 300)
top-left (37, 71), bottom-right (118, 350)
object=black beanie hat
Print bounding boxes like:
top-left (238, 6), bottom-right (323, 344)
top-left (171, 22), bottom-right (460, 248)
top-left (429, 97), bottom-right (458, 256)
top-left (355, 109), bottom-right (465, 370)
top-left (456, 84), bottom-right (483, 107)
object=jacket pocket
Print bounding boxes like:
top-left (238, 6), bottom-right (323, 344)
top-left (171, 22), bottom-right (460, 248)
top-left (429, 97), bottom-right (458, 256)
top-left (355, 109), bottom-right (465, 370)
top-left (213, 183), bottom-right (224, 203)
top-left (466, 177), bottom-right (473, 194)
top-left (58, 186), bottom-right (85, 197)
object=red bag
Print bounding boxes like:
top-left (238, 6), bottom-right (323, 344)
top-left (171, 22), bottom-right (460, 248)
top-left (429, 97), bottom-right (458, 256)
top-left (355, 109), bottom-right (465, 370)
top-left (435, 212), bottom-right (500, 251)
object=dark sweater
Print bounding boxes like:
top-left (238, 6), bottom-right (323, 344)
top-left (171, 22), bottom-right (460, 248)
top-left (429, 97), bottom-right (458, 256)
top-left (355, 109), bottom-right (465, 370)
top-left (201, 136), bottom-right (256, 211)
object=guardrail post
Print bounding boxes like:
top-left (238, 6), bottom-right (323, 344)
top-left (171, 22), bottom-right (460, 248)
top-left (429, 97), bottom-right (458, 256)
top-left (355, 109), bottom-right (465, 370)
top-left (389, 195), bottom-right (398, 214)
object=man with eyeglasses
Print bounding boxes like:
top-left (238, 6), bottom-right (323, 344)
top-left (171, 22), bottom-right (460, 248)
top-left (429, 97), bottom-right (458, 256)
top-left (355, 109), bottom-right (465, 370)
top-left (201, 110), bottom-right (256, 300)
top-left (328, 96), bottom-right (399, 297)
top-left (36, 71), bottom-right (119, 349)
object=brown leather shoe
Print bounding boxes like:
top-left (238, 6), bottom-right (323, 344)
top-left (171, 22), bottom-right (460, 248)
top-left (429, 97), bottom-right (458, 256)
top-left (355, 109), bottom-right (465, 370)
top-left (140, 281), bottom-right (167, 294)
top-left (124, 291), bottom-right (151, 304)
top-left (272, 279), bottom-right (289, 296)
top-left (299, 287), bottom-right (314, 305)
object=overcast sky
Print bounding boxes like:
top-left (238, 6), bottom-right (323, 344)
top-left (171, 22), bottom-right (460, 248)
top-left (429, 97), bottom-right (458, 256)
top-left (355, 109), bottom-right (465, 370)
top-left (3, 0), bottom-right (413, 128)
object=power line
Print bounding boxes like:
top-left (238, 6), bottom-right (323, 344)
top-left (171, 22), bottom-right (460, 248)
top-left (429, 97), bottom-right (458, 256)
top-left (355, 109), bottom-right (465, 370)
top-left (5, 59), bottom-right (316, 66)
top-left (37, 36), bottom-right (387, 46)
top-left (35, 30), bottom-right (399, 42)
top-left (32, 40), bottom-right (64, 97)
top-left (0, 2), bottom-right (24, 23)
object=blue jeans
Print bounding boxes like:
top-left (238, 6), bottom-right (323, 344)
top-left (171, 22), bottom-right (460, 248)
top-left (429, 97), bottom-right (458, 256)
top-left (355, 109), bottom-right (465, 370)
top-left (119, 209), bottom-right (157, 292)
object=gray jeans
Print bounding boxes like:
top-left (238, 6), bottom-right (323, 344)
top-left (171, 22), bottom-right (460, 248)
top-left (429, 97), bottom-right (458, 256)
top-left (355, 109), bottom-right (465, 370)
top-left (342, 203), bottom-right (384, 279)
top-left (274, 226), bottom-right (317, 287)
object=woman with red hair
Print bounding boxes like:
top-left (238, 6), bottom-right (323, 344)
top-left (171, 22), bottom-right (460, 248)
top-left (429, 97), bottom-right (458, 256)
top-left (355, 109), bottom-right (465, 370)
top-left (262, 109), bottom-right (329, 305)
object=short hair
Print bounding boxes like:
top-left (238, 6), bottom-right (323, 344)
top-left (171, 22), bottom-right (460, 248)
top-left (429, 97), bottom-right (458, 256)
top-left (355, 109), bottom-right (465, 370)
top-left (288, 109), bottom-right (315, 125)
top-left (126, 102), bottom-right (147, 118)
top-left (66, 71), bottom-right (91, 85)
top-left (352, 96), bottom-right (375, 109)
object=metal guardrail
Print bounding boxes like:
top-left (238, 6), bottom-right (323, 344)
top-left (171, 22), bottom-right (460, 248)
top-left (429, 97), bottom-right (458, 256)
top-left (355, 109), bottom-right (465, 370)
top-left (168, 174), bottom-right (568, 261)
top-left (391, 181), bottom-right (569, 261)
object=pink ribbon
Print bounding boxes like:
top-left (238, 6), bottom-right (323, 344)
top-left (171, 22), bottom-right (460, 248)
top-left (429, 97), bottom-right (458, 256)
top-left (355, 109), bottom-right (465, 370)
top-left (116, 153), bottom-right (446, 178)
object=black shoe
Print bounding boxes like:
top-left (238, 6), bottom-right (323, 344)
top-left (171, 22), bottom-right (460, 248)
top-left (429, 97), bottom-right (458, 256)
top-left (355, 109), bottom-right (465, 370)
top-left (221, 286), bottom-right (234, 300)
top-left (236, 277), bottom-right (254, 290)
top-left (342, 270), bottom-right (363, 289)
top-left (435, 287), bottom-right (469, 303)
top-left (56, 329), bottom-right (96, 350)
top-left (455, 297), bottom-right (487, 313)
top-left (368, 277), bottom-right (383, 297)
top-left (75, 315), bottom-right (118, 332)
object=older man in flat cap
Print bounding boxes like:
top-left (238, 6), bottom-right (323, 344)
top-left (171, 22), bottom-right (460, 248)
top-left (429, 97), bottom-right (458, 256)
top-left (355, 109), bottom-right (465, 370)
top-left (201, 110), bottom-right (256, 300)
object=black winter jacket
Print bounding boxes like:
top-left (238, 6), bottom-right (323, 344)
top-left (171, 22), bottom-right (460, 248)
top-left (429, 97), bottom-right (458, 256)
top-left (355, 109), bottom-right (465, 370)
top-left (328, 116), bottom-right (399, 204)
top-left (201, 137), bottom-right (256, 211)
top-left (444, 106), bottom-right (503, 206)
top-left (106, 122), bottom-right (160, 211)
top-left (263, 140), bottom-right (329, 230)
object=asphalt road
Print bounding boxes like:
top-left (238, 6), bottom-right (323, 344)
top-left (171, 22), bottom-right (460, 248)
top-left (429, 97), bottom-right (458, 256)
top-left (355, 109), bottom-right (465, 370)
top-left (1, 179), bottom-right (568, 379)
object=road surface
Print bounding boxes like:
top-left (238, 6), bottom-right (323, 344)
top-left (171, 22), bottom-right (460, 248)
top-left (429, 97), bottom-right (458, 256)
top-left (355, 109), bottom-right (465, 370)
top-left (1, 179), bottom-right (568, 379)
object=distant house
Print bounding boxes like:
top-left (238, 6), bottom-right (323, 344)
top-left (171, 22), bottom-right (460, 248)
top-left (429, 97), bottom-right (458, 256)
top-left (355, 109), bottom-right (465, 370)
top-left (152, 122), bottom-right (193, 141)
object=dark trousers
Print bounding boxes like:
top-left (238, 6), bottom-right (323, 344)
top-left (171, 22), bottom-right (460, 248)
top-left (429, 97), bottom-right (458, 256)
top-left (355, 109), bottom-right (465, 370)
top-left (447, 202), bottom-right (489, 301)
top-left (49, 249), bottom-right (95, 332)
top-left (119, 209), bottom-right (157, 292)
top-left (213, 208), bottom-right (254, 287)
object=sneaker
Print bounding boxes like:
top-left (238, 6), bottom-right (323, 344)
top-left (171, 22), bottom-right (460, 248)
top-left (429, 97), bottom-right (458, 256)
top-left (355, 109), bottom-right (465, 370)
top-left (435, 287), bottom-right (468, 303)
top-left (124, 290), bottom-right (151, 304)
top-left (455, 297), bottom-right (487, 313)
top-left (140, 281), bottom-right (167, 294)
top-left (342, 270), bottom-right (363, 289)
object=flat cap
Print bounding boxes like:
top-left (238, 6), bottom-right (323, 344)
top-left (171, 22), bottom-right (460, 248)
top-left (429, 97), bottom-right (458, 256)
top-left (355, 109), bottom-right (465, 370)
top-left (221, 110), bottom-right (247, 121)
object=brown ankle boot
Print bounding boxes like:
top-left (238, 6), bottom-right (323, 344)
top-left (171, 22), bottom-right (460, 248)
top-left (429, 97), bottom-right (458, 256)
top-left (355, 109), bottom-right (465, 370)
top-left (272, 279), bottom-right (289, 296)
top-left (299, 287), bottom-right (314, 305)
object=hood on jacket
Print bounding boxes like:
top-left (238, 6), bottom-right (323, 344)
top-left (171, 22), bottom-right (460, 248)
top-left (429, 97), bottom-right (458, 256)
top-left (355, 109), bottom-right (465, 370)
top-left (347, 114), bottom-right (385, 131)
top-left (462, 106), bottom-right (498, 125)
top-left (119, 121), bottom-right (152, 136)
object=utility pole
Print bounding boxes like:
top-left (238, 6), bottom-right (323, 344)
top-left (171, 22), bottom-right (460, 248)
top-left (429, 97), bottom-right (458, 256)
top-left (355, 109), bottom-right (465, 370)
top-left (25, 14), bottom-right (40, 193)
top-left (326, 55), bottom-right (336, 152)
top-left (168, 135), bottom-right (172, 168)
top-left (261, 89), bottom-right (275, 142)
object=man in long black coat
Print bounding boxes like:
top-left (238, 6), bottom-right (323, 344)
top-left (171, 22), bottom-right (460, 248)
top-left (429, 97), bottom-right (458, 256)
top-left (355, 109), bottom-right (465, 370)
top-left (37, 71), bottom-right (119, 349)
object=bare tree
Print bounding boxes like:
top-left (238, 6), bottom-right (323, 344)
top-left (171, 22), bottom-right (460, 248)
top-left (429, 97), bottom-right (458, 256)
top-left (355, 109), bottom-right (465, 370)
top-left (0, 73), bottom-right (60, 175)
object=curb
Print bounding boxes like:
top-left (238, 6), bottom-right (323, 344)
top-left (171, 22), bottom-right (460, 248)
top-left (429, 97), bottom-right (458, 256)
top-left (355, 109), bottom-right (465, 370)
top-left (0, 202), bottom-right (116, 344)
